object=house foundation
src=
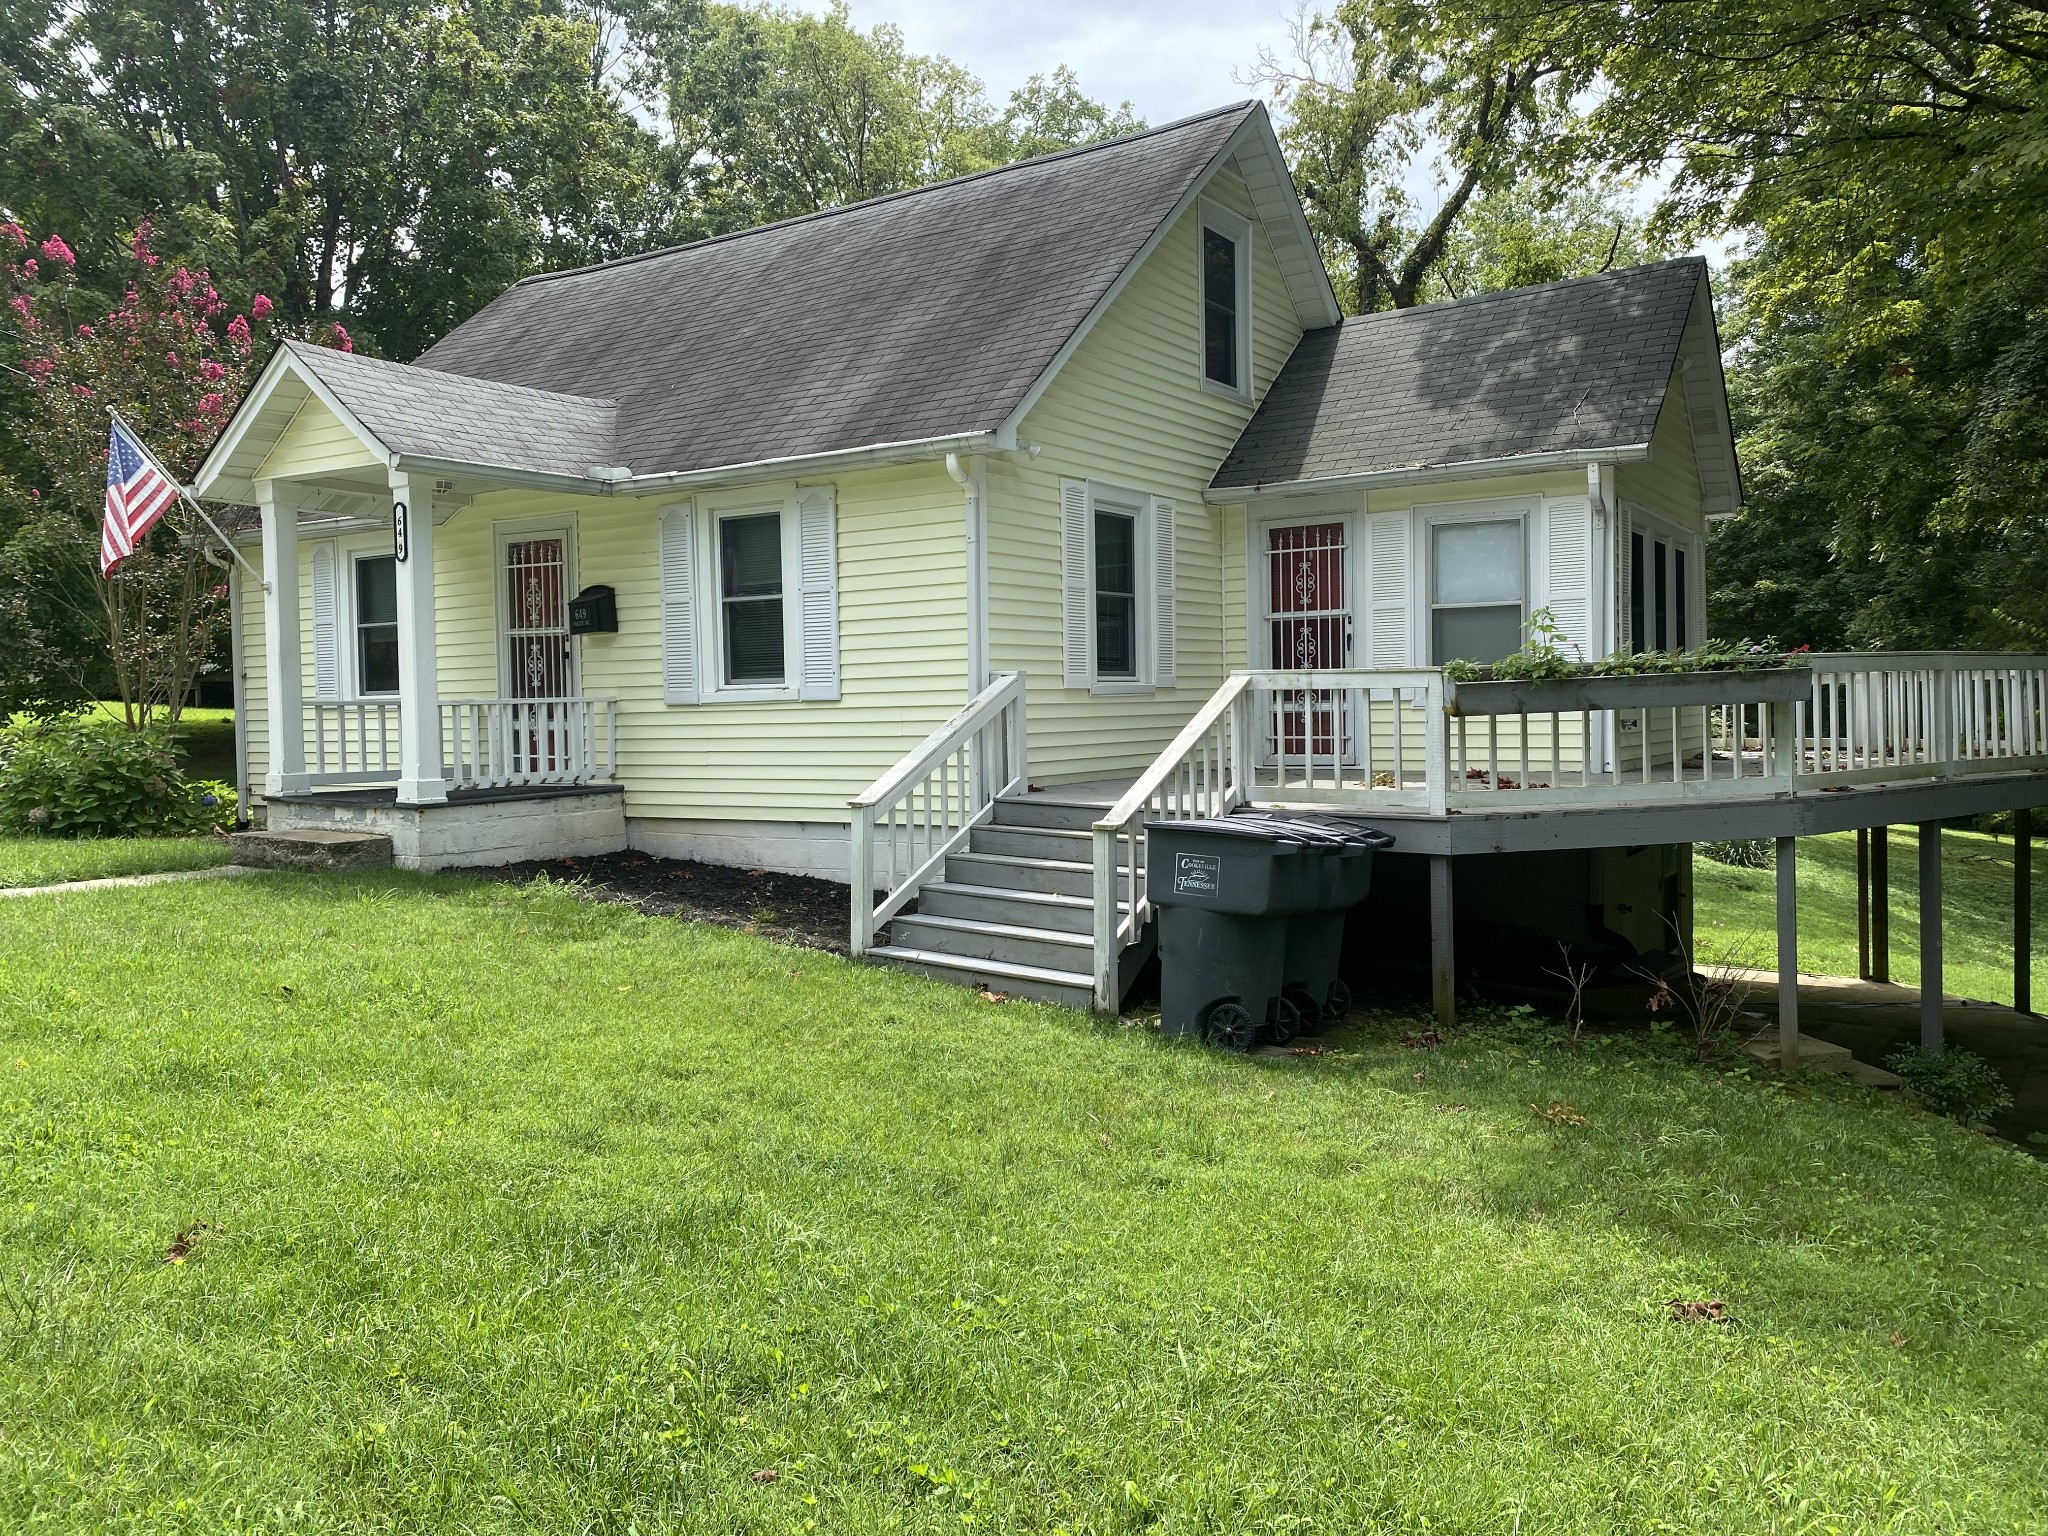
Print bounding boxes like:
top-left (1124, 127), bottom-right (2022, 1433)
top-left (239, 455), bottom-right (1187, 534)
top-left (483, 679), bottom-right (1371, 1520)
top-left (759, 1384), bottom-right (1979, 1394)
top-left (265, 784), bottom-right (626, 871)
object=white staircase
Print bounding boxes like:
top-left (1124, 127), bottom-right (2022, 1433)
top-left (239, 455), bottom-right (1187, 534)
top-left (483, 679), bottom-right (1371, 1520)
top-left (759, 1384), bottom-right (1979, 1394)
top-left (868, 792), bottom-right (1151, 1008)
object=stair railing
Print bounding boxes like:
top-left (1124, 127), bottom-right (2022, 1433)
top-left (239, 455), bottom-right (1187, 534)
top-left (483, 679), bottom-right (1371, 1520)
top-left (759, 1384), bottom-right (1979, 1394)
top-left (849, 671), bottom-right (1027, 956)
top-left (1090, 672), bottom-right (1257, 1011)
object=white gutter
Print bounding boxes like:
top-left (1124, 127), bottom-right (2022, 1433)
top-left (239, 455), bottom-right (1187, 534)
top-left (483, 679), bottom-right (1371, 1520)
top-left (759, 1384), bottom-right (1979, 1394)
top-left (1205, 443), bottom-right (1652, 504)
top-left (946, 452), bottom-right (991, 696)
top-left (618, 428), bottom-right (1014, 497)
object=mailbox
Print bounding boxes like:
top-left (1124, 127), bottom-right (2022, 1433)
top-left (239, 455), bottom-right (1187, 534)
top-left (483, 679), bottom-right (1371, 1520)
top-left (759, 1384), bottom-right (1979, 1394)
top-left (568, 584), bottom-right (618, 634)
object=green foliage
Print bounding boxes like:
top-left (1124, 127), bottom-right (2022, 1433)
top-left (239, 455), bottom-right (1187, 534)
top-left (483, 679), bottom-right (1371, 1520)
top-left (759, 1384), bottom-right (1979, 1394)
top-left (1699, 838), bottom-right (1773, 870)
top-left (1433, 178), bottom-right (1668, 301)
top-left (0, 714), bottom-right (226, 836)
top-left (1, 872), bottom-right (2046, 1525)
top-left (1883, 1045), bottom-right (2016, 1125)
top-left (1444, 633), bottom-right (1795, 682)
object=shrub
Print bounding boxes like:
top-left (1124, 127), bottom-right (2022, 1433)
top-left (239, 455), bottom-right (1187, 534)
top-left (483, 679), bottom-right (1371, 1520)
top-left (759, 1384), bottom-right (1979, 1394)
top-left (0, 715), bottom-right (225, 837)
top-left (1700, 837), bottom-right (1774, 869)
top-left (1882, 1045), bottom-right (2015, 1124)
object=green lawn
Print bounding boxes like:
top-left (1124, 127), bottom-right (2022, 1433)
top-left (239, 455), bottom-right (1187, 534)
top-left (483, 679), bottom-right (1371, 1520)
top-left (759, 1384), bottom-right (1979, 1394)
top-left (2, 874), bottom-right (2045, 1531)
top-left (0, 834), bottom-right (230, 888)
top-left (1696, 826), bottom-right (2046, 1004)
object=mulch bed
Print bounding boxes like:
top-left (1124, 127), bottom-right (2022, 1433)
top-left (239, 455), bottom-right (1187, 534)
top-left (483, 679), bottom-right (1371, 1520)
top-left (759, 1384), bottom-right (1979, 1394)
top-left (474, 851), bottom-right (854, 954)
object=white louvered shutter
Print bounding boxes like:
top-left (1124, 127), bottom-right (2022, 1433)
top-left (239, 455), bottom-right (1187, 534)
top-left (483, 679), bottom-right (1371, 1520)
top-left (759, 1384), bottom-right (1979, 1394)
top-left (795, 485), bottom-right (840, 701)
top-left (1613, 507), bottom-right (1634, 656)
top-left (1151, 496), bottom-right (1177, 688)
top-left (1060, 478), bottom-right (1092, 688)
top-left (658, 502), bottom-right (699, 705)
top-left (1366, 512), bottom-right (1412, 666)
top-left (1542, 497), bottom-right (1595, 659)
top-left (309, 542), bottom-right (339, 699)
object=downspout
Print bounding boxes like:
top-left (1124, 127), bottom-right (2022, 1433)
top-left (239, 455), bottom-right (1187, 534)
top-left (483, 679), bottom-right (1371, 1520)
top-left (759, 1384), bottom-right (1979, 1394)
top-left (946, 452), bottom-right (990, 696)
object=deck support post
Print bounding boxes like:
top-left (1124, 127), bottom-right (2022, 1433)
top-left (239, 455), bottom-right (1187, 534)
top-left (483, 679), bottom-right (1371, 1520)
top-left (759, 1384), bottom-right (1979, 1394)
top-left (1429, 854), bottom-right (1455, 1029)
top-left (257, 478), bottom-right (309, 796)
top-left (390, 468), bottom-right (450, 806)
top-left (1919, 821), bottom-right (1944, 1053)
top-left (1776, 835), bottom-right (1799, 1067)
top-left (2016, 808), bottom-right (2032, 1016)
top-left (1856, 828), bottom-right (1870, 980)
top-left (1870, 825), bottom-right (1890, 984)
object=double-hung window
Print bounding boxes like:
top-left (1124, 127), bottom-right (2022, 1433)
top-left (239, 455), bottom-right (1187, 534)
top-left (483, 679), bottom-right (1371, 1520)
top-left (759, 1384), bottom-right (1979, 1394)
top-left (1093, 506), bottom-right (1140, 680)
top-left (718, 510), bottom-right (786, 686)
top-left (354, 554), bottom-right (399, 695)
top-left (1430, 518), bottom-right (1525, 663)
top-left (1060, 478), bottom-right (1176, 693)
top-left (1198, 202), bottom-right (1252, 401)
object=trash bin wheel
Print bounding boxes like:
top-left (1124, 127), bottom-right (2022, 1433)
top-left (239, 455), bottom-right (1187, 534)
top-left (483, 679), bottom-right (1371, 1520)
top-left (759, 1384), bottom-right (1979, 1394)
top-left (1323, 978), bottom-right (1353, 1025)
top-left (1276, 987), bottom-right (1317, 1044)
top-left (1204, 1002), bottom-right (1260, 1053)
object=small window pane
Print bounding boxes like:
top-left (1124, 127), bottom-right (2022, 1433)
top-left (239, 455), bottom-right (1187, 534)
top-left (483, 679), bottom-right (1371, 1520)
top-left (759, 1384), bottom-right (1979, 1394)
top-left (1432, 520), bottom-right (1522, 605)
top-left (1203, 228), bottom-right (1238, 388)
top-left (1654, 539), bottom-right (1670, 651)
top-left (1434, 605), bottom-right (1524, 665)
top-left (355, 555), bottom-right (399, 695)
top-left (1095, 509), bottom-right (1138, 679)
top-left (720, 513), bottom-right (784, 684)
top-left (1675, 547), bottom-right (1689, 648)
top-left (1630, 531), bottom-right (1646, 652)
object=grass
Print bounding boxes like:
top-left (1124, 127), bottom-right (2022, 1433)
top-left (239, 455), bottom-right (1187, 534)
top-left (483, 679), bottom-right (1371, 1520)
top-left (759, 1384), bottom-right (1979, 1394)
top-left (2, 873), bottom-right (2045, 1531)
top-left (0, 834), bottom-right (230, 888)
top-left (1695, 826), bottom-right (2047, 1004)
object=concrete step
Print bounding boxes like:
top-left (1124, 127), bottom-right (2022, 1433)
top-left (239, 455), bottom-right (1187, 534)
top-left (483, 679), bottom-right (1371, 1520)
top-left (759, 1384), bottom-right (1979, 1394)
top-left (1744, 1032), bottom-right (1899, 1086)
top-left (968, 824), bottom-right (1097, 862)
top-left (945, 849), bottom-right (1141, 899)
top-left (918, 881), bottom-right (1105, 933)
top-left (229, 828), bottom-right (392, 871)
top-left (889, 911), bottom-right (1094, 973)
top-left (992, 795), bottom-right (1106, 832)
top-left (866, 945), bottom-right (1095, 1009)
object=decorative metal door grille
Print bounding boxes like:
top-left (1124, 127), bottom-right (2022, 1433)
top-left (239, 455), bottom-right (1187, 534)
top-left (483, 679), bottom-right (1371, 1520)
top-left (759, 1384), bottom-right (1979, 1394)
top-left (503, 536), bottom-right (572, 774)
top-left (1266, 522), bottom-right (1351, 759)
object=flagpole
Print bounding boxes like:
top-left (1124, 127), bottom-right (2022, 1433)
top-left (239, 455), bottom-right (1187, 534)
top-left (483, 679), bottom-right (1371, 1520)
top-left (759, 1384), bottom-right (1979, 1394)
top-left (107, 407), bottom-right (269, 590)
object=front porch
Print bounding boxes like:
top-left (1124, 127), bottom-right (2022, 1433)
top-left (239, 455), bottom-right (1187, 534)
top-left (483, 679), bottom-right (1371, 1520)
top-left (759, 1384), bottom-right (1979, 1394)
top-left (264, 780), bottom-right (626, 871)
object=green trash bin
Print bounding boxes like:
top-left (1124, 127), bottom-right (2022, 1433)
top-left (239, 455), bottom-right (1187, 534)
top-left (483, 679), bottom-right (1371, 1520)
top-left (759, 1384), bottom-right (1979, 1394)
top-left (1224, 814), bottom-right (1394, 1038)
top-left (1145, 818), bottom-right (1324, 1051)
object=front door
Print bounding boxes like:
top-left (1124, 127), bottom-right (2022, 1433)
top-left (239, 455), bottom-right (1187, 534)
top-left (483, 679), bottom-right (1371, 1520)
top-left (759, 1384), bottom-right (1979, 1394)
top-left (1263, 519), bottom-right (1352, 761)
top-left (502, 533), bottom-right (574, 774)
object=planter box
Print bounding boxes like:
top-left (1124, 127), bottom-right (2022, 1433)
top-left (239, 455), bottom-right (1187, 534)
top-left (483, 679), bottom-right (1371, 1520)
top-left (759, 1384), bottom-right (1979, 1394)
top-left (1447, 666), bottom-right (1812, 717)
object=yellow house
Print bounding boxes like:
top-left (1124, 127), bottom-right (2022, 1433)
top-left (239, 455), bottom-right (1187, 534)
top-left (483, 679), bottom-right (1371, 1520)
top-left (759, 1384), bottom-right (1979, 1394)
top-left (195, 100), bottom-right (2046, 1031)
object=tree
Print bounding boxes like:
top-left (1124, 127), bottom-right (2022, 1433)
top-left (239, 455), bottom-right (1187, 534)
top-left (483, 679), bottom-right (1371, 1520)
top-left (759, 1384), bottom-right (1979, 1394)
top-left (0, 221), bottom-right (345, 725)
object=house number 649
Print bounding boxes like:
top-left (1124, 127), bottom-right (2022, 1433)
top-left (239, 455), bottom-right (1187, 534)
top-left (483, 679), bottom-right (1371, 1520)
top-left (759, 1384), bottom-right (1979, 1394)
top-left (393, 500), bottom-right (409, 563)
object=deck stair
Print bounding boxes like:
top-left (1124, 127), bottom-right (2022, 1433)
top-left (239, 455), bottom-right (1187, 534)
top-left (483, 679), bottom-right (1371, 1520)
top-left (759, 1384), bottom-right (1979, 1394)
top-left (868, 792), bottom-right (1152, 1008)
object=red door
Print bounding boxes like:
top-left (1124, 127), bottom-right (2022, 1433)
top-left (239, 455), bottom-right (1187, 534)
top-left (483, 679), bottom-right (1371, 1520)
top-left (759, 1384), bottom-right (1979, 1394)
top-left (1266, 522), bottom-right (1350, 759)
top-left (504, 536), bottom-right (571, 774)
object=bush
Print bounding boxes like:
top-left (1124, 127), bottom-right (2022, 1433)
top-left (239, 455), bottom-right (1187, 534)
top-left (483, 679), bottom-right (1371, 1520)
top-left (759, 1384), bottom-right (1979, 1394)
top-left (0, 715), bottom-right (227, 837)
top-left (1700, 838), bottom-right (1775, 869)
top-left (1882, 1044), bottom-right (2015, 1124)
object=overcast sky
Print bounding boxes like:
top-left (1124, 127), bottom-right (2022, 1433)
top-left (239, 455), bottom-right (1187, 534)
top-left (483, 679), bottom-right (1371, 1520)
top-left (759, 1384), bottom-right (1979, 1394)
top-left (801, 0), bottom-right (1301, 128)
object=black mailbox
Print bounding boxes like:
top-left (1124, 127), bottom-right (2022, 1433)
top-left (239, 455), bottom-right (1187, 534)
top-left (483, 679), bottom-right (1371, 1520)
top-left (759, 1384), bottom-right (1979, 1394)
top-left (568, 584), bottom-right (618, 634)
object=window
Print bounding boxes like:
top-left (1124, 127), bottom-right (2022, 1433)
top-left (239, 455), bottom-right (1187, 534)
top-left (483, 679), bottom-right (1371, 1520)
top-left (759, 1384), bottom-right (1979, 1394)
top-left (1430, 518), bottom-right (1524, 663)
top-left (1629, 529), bottom-right (1646, 653)
top-left (354, 554), bottom-right (399, 695)
top-left (1198, 202), bottom-right (1251, 399)
top-left (1674, 546), bottom-right (1688, 649)
top-left (719, 511), bottom-right (785, 685)
top-left (1653, 538), bottom-right (1670, 650)
top-left (1094, 508), bottom-right (1139, 680)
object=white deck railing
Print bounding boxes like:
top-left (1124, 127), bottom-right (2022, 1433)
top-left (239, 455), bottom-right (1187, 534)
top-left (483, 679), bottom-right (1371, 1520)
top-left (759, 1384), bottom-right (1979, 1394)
top-left (440, 697), bottom-right (618, 789)
top-left (849, 672), bottom-right (1028, 955)
top-left (306, 700), bottom-right (402, 786)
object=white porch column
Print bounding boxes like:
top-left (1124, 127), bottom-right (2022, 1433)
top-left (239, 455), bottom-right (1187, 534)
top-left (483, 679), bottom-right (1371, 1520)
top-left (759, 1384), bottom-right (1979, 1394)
top-left (390, 468), bottom-right (450, 805)
top-left (257, 479), bottom-right (309, 796)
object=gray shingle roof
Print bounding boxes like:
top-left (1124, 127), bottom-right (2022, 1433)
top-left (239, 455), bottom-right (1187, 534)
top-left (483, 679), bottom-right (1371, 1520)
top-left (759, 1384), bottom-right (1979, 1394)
top-left (413, 104), bottom-right (1259, 476)
top-left (282, 339), bottom-right (617, 479)
top-left (1211, 258), bottom-right (1708, 492)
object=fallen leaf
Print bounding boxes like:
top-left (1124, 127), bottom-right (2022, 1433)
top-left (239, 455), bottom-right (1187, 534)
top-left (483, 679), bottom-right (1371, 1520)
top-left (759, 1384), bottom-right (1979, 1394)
top-left (751, 1468), bottom-right (779, 1485)
top-left (1411, 1071), bottom-right (1425, 1082)
top-left (1890, 1331), bottom-right (1908, 1349)
top-left (1437, 1103), bottom-right (1470, 1113)
top-left (163, 1221), bottom-right (221, 1266)
top-left (1399, 1029), bottom-right (1443, 1050)
top-left (1664, 1298), bottom-right (1733, 1325)
top-left (1534, 1101), bottom-right (1588, 1126)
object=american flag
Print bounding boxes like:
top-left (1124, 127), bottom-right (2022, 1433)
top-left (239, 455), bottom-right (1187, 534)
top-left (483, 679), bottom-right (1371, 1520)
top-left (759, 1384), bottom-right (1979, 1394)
top-left (102, 416), bottom-right (180, 575)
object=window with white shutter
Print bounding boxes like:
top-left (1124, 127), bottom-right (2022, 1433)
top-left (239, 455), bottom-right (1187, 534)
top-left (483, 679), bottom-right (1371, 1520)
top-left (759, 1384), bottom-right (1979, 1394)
top-left (1365, 513), bottom-right (1412, 667)
top-left (1061, 478), bottom-right (1176, 691)
top-left (1152, 497), bottom-right (1176, 688)
top-left (658, 502), bottom-right (699, 704)
top-left (309, 541), bottom-right (340, 700)
top-left (1541, 496), bottom-right (1594, 659)
top-left (796, 485), bottom-right (840, 701)
top-left (1061, 479), bottom-right (1092, 688)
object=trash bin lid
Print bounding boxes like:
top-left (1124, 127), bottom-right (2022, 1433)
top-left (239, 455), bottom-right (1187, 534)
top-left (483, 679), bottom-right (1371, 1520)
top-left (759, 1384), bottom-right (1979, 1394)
top-left (1144, 816), bottom-right (1308, 843)
top-left (1228, 811), bottom-right (1394, 850)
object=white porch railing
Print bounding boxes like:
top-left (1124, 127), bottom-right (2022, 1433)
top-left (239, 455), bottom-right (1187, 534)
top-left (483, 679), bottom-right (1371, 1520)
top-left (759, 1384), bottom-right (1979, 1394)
top-left (849, 671), bottom-right (1028, 955)
top-left (440, 697), bottom-right (619, 789)
top-left (306, 701), bottom-right (402, 786)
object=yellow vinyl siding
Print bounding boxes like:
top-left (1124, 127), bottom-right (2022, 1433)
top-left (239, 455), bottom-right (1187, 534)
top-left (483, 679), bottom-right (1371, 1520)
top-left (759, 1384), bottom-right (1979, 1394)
top-left (256, 399), bottom-right (382, 479)
top-left (238, 573), bottom-right (268, 788)
top-left (996, 170), bottom-right (1305, 783)
top-left (1616, 370), bottom-right (1704, 532)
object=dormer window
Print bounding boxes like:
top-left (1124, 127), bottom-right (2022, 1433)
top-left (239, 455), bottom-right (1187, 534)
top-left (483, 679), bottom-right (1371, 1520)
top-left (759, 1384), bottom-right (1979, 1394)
top-left (1198, 201), bottom-right (1252, 401)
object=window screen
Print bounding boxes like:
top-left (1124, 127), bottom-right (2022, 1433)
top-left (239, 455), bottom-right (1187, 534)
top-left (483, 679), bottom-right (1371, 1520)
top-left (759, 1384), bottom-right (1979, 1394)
top-left (1654, 539), bottom-right (1670, 650)
top-left (355, 555), bottom-right (398, 695)
top-left (1629, 530), bottom-right (1646, 654)
top-left (1675, 547), bottom-right (1689, 649)
top-left (1094, 508), bottom-right (1139, 679)
top-left (719, 513), bottom-right (785, 684)
top-left (1431, 519), bottom-right (1524, 664)
top-left (1202, 228), bottom-right (1239, 389)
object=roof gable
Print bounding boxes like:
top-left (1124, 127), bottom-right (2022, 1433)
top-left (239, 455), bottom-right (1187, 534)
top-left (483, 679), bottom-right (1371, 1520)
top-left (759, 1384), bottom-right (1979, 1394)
top-left (1211, 258), bottom-right (1736, 500)
top-left (413, 103), bottom-right (1335, 479)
